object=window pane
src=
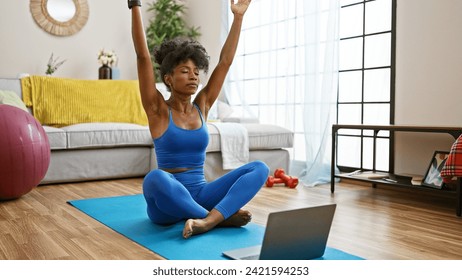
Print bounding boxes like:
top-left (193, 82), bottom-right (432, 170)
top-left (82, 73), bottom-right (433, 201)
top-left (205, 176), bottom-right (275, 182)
top-left (376, 138), bottom-right (390, 171)
top-left (337, 135), bottom-right (361, 168)
top-left (338, 104), bottom-right (362, 124)
top-left (364, 68), bottom-right (390, 102)
top-left (227, 81), bottom-right (241, 105)
top-left (278, 47), bottom-right (296, 76)
top-left (275, 0), bottom-right (289, 22)
top-left (258, 25), bottom-right (274, 53)
top-left (294, 75), bottom-right (304, 103)
top-left (257, 79), bottom-right (276, 104)
top-left (244, 53), bottom-right (262, 80)
top-left (247, 105), bottom-right (259, 118)
top-left (243, 28), bottom-right (261, 54)
top-left (257, 1), bottom-right (272, 25)
top-left (339, 71), bottom-right (362, 102)
top-left (295, 16), bottom-right (306, 45)
top-left (276, 22), bottom-right (289, 50)
top-left (340, 4), bottom-right (363, 38)
top-left (259, 78), bottom-right (277, 105)
top-left (232, 56), bottom-right (245, 80)
top-left (274, 104), bottom-right (290, 128)
top-left (358, 137), bottom-right (390, 171)
top-left (340, 37), bottom-right (363, 70)
top-left (293, 133), bottom-right (306, 161)
top-left (286, 18), bottom-right (297, 47)
top-left (363, 104), bottom-right (390, 125)
top-left (364, 33), bottom-right (391, 68)
top-left (244, 80), bottom-right (260, 104)
top-left (363, 137), bottom-right (373, 169)
top-left (259, 104), bottom-right (275, 124)
top-left (365, 0), bottom-right (392, 34)
top-left (294, 105), bottom-right (303, 133)
top-left (275, 77), bottom-right (293, 104)
top-left (295, 48), bottom-right (306, 75)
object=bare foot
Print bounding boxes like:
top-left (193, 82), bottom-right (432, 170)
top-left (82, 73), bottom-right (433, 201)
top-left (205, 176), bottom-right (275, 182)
top-left (183, 218), bottom-right (209, 239)
top-left (220, 209), bottom-right (252, 227)
top-left (182, 209), bottom-right (252, 239)
top-left (183, 209), bottom-right (224, 239)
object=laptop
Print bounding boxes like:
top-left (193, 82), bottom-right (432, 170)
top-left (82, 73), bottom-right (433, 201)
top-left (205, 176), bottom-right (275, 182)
top-left (222, 204), bottom-right (336, 260)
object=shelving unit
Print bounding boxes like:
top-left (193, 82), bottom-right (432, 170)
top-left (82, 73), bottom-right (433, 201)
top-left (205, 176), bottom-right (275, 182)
top-left (330, 124), bottom-right (462, 216)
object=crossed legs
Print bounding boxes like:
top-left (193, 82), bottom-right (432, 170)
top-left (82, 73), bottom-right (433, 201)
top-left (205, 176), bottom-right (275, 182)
top-left (142, 160), bottom-right (269, 238)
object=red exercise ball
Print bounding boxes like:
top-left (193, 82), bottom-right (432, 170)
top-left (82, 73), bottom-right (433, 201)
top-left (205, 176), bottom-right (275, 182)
top-left (0, 104), bottom-right (50, 200)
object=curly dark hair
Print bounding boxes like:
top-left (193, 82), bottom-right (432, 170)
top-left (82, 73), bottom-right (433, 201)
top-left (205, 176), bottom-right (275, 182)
top-left (153, 38), bottom-right (209, 91)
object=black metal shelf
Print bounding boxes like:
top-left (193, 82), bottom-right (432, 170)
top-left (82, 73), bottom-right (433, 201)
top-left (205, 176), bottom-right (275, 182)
top-left (336, 173), bottom-right (457, 194)
top-left (331, 124), bottom-right (462, 216)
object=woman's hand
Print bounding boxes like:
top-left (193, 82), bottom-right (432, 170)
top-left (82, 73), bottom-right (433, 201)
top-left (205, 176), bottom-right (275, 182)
top-left (230, 0), bottom-right (251, 16)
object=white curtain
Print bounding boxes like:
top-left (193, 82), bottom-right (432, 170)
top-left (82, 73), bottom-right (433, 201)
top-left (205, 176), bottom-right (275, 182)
top-left (299, 0), bottom-right (340, 186)
top-left (222, 0), bottom-right (340, 187)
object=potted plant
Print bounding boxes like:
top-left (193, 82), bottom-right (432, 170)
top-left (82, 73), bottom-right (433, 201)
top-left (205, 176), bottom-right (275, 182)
top-left (145, 0), bottom-right (201, 81)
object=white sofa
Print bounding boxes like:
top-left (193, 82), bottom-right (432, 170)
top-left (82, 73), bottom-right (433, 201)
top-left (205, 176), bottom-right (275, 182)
top-left (0, 77), bottom-right (294, 184)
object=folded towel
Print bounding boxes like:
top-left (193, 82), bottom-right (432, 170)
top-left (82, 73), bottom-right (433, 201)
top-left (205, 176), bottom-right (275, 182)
top-left (21, 76), bottom-right (148, 127)
top-left (209, 122), bottom-right (249, 170)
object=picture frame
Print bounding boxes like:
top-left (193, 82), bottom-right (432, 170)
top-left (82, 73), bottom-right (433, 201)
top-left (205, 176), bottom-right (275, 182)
top-left (422, 150), bottom-right (450, 189)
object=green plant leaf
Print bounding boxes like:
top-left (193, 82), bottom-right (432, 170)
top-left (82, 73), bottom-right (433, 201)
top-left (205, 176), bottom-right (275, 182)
top-left (145, 0), bottom-right (201, 81)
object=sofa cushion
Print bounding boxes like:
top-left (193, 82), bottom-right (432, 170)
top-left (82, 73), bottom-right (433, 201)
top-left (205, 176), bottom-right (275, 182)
top-left (43, 126), bottom-right (67, 150)
top-left (0, 78), bottom-right (22, 97)
top-left (0, 78), bottom-right (34, 114)
top-left (245, 123), bottom-right (294, 150)
top-left (206, 123), bottom-right (293, 152)
top-left (63, 123), bottom-right (152, 149)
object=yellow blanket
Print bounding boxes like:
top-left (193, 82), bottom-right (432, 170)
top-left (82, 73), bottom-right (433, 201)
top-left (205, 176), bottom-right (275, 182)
top-left (21, 76), bottom-right (148, 127)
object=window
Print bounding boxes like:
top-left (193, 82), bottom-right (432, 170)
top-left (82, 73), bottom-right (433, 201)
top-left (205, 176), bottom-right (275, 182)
top-left (226, 0), bottom-right (330, 164)
top-left (336, 0), bottom-right (396, 172)
top-left (225, 0), bottom-right (395, 176)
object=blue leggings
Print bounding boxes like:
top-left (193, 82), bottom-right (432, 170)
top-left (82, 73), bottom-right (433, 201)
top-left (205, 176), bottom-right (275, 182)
top-left (142, 160), bottom-right (269, 225)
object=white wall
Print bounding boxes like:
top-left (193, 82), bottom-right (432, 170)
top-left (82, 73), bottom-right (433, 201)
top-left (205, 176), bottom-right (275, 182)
top-left (0, 0), bottom-right (222, 81)
top-left (187, 0), bottom-right (224, 81)
top-left (0, 1), bottom-right (138, 79)
top-left (394, 0), bottom-right (462, 175)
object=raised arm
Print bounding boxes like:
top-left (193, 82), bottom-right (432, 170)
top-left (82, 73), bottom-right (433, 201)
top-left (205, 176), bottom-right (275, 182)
top-left (195, 0), bottom-right (251, 116)
top-left (129, 1), bottom-right (164, 117)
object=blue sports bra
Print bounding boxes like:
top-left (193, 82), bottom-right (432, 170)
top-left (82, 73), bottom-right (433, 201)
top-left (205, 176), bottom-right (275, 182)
top-left (153, 103), bottom-right (209, 169)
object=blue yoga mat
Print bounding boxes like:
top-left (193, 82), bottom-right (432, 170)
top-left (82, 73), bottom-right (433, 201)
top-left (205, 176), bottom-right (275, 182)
top-left (68, 194), bottom-right (363, 260)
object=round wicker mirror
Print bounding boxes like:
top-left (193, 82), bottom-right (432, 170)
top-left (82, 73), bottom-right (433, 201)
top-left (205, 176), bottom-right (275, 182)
top-left (30, 0), bottom-right (89, 37)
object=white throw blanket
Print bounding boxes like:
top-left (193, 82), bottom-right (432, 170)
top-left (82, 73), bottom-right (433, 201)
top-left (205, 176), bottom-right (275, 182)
top-left (209, 122), bottom-right (249, 170)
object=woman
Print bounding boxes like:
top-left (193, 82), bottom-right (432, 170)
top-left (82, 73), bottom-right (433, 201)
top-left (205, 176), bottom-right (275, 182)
top-left (129, 0), bottom-right (269, 239)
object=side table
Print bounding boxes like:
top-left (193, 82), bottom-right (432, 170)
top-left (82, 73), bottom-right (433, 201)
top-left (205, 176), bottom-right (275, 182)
top-left (331, 124), bottom-right (462, 216)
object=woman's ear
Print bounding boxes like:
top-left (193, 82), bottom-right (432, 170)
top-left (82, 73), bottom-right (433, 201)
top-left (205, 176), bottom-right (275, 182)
top-left (164, 74), bottom-right (172, 87)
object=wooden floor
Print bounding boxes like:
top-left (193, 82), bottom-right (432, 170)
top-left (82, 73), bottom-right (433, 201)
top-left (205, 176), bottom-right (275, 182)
top-left (0, 177), bottom-right (461, 260)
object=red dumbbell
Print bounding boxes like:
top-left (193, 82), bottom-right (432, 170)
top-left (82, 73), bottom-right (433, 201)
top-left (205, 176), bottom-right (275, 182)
top-left (274, 168), bottom-right (299, 188)
top-left (266, 176), bottom-right (285, 187)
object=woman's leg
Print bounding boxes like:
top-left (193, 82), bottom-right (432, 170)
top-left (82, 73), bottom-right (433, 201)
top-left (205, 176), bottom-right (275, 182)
top-left (142, 169), bottom-right (208, 225)
top-left (197, 160), bottom-right (269, 219)
top-left (183, 160), bottom-right (269, 238)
